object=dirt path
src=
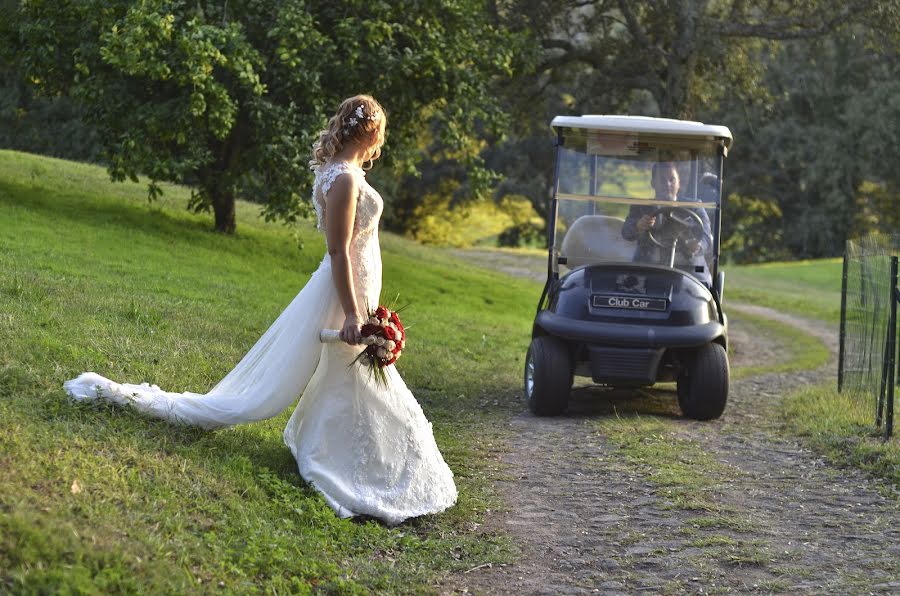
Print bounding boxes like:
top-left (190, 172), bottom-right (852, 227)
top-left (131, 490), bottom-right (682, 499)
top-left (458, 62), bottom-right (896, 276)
top-left (444, 250), bottom-right (900, 594)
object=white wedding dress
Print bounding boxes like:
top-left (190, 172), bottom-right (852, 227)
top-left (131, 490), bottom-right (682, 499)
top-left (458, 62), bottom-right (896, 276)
top-left (64, 161), bottom-right (457, 524)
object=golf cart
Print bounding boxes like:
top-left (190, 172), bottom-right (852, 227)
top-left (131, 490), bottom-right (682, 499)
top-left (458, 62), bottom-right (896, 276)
top-left (524, 115), bottom-right (733, 420)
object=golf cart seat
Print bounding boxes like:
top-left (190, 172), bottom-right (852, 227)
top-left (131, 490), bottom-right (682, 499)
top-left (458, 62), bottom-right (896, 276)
top-left (560, 215), bottom-right (635, 268)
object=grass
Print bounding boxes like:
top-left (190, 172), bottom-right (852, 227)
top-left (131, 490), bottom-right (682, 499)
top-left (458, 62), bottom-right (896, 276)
top-left (727, 258), bottom-right (843, 323)
top-left (727, 307), bottom-right (830, 379)
top-left (596, 415), bottom-right (752, 526)
top-left (596, 415), bottom-right (784, 574)
top-left (0, 150), bottom-right (541, 593)
top-left (728, 258), bottom-right (899, 489)
top-left (782, 384), bottom-right (900, 486)
top-left (1, 146), bottom-right (894, 590)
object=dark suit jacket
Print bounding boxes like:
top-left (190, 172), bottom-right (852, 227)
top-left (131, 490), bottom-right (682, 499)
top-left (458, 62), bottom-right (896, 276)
top-left (621, 200), bottom-right (713, 276)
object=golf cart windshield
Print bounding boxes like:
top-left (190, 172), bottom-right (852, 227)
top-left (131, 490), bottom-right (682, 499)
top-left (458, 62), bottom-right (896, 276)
top-left (552, 127), bottom-right (726, 286)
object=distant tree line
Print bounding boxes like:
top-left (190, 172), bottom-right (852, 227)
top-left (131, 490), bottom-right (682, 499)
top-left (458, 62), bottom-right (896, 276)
top-left (1, 0), bottom-right (898, 261)
top-left (487, 0), bottom-right (900, 261)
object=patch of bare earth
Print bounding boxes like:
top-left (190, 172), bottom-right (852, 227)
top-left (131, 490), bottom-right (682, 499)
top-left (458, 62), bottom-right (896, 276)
top-left (443, 250), bottom-right (900, 595)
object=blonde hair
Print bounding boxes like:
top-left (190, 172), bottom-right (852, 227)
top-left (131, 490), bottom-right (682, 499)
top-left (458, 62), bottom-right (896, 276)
top-left (310, 95), bottom-right (387, 169)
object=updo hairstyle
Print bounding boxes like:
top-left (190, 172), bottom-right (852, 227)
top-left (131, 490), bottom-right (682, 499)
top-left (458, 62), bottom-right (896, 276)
top-left (310, 95), bottom-right (386, 169)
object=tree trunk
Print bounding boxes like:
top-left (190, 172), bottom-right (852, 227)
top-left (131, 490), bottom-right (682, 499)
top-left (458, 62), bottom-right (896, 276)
top-left (662, 59), bottom-right (695, 119)
top-left (211, 189), bottom-right (236, 234)
top-left (664, 0), bottom-right (702, 119)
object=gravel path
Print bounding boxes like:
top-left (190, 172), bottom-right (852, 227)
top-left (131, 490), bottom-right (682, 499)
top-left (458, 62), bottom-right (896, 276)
top-left (444, 250), bottom-right (899, 595)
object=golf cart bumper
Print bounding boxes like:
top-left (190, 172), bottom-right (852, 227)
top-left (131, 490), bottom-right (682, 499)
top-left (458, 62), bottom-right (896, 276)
top-left (535, 311), bottom-right (725, 348)
top-left (535, 311), bottom-right (725, 385)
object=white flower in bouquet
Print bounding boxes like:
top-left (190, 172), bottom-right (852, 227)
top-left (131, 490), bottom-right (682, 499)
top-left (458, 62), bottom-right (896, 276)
top-left (350, 302), bottom-right (407, 387)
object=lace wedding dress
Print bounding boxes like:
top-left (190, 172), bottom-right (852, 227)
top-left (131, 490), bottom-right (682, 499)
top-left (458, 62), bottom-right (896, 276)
top-left (64, 161), bottom-right (457, 524)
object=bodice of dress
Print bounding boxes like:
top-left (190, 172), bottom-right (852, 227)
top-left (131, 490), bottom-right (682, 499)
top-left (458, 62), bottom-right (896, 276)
top-left (312, 161), bottom-right (383, 310)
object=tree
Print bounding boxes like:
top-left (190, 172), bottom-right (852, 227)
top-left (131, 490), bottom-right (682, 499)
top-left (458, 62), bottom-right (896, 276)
top-left (485, 1), bottom-right (897, 261)
top-left (514, 0), bottom-right (880, 119)
top-left (11, 0), bottom-right (525, 233)
top-left (712, 32), bottom-right (900, 259)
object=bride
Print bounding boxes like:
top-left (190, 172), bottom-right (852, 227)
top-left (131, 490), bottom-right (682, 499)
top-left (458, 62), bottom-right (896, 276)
top-left (64, 95), bottom-right (458, 525)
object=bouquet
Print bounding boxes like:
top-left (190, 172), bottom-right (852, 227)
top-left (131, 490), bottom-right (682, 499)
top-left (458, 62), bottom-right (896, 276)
top-left (320, 304), bottom-right (406, 386)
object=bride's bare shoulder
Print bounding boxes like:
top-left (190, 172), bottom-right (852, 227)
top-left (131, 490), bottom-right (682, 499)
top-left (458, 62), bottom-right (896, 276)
top-left (317, 161), bottom-right (360, 198)
top-left (323, 168), bottom-right (358, 202)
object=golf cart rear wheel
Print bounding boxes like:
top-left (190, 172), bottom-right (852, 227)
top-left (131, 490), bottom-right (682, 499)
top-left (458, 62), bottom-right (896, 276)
top-left (677, 343), bottom-right (729, 420)
top-left (524, 336), bottom-right (572, 416)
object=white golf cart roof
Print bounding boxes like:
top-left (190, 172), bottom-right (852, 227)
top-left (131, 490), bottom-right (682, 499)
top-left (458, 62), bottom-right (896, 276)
top-left (551, 115), bottom-right (732, 149)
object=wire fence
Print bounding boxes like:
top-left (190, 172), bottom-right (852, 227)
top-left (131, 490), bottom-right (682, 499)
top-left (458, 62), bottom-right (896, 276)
top-left (838, 235), bottom-right (899, 439)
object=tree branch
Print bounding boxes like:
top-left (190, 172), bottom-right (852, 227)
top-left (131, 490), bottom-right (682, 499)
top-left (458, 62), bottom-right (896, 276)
top-left (710, 1), bottom-right (873, 40)
top-left (539, 38), bottom-right (606, 69)
top-left (617, 0), bottom-right (670, 59)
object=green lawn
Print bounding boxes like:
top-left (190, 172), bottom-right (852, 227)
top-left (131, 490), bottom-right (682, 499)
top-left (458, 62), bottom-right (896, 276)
top-left (0, 150), bottom-right (538, 593)
top-left (1, 148), bottom-right (894, 592)
top-left (728, 258), bottom-right (843, 323)
top-left (727, 254), bottom-right (898, 488)
top-left (782, 384), bottom-right (900, 486)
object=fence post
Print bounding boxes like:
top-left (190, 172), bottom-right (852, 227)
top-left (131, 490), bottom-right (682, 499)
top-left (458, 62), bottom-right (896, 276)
top-left (896, 285), bottom-right (900, 386)
top-left (838, 248), bottom-right (849, 392)
top-left (885, 257), bottom-right (898, 439)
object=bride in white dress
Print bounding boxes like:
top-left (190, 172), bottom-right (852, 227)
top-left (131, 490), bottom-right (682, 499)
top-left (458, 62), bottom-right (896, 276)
top-left (63, 95), bottom-right (457, 525)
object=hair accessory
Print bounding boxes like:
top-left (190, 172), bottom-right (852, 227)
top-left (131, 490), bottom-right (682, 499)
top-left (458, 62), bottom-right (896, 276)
top-left (342, 105), bottom-right (382, 137)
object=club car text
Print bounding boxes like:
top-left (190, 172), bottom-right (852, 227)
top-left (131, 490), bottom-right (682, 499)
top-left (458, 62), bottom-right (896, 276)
top-left (591, 294), bottom-right (668, 311)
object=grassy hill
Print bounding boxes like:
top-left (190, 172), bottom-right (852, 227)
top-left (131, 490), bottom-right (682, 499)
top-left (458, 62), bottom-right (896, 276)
top-left (728, 259), bottom-right (843, 323)
top-left (1, 149), bottom-right (893, 592)
top-left (0, 150), bottom-right (540, 593)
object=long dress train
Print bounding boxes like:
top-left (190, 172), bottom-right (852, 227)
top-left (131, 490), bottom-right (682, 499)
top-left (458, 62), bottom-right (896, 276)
top-left (64, 161), bottom-right (457, 524)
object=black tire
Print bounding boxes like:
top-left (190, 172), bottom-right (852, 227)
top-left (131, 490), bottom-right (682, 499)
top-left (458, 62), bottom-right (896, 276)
top-left (677, 343), bottom-right (729, 420)
top-left (524, 336), bottom-right (572, 416)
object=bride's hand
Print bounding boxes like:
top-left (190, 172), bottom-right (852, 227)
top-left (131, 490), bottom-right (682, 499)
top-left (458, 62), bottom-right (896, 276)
top-left (339, 314), bottom-right (362, 345)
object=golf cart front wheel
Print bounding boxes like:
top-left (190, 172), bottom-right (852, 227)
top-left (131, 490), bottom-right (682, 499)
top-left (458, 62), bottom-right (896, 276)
top-left (677, 343), bottom-right (729, 420)
top-left (524, 336), bottom-right (572, 416)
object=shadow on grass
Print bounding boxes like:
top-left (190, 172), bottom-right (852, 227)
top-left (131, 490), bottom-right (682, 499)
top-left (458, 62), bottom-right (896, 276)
top-left (0, 179), bottom-right (218, 241)
top-left (568, 385), bottom-right (683, 418)
top-left (10, 370), bottom-right (310, 492)
top-left (499, 383), bottom-right (685, 420)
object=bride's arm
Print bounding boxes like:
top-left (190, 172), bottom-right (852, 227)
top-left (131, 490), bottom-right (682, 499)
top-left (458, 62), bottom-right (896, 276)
top-left (324, 173), bottom-right (363, 345)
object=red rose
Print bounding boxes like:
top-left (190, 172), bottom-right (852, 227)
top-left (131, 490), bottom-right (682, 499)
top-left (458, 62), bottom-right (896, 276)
top-left (361, 323), bottom-right (380, 336)
top-left (383, 326), bottom-right (397, 340)
top-left (390, 311), bottom-right (401, 326)
top-left (374, 306), bottom-right (388, 319)
top-left (386, 356), bottom-right (397, 365)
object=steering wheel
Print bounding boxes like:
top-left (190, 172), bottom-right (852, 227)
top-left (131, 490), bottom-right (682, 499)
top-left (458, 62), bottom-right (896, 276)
top-left (646, 206), bottom-right (705, 250)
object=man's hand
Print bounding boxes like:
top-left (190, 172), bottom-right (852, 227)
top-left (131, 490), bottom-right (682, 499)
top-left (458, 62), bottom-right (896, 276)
top-left (636, 214), bottom-right (657, 234)
top-left (683, 239), bottom-right (701, 255)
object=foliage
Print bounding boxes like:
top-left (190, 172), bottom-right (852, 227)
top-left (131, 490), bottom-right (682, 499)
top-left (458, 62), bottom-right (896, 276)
top-left (408, 184), bottom-right (544, 248)
top-left (0, 1), bottom-right (96, 161)
top-left (0, 78), bottom-right (101, 162)
top-left (0, 149), bottom-right (534, 591)
top-left (496, 195), bottom-right (545, 247)
top-left (714, 31), bottom-right (900, 258)
top-left (510, 0), bottom-right (877, 119)
top-left (721, 194), bottom-right (788, 264)
top-left (488, 1), bottom-right (895, 262)
top-left (10, 0), bottom-right (527, 233)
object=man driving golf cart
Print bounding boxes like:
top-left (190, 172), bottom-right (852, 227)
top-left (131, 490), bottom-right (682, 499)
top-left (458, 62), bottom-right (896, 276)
top-left (621, 161), bottom-right (713, 286)
top-left (525, 115), bottom-right (732, 420)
